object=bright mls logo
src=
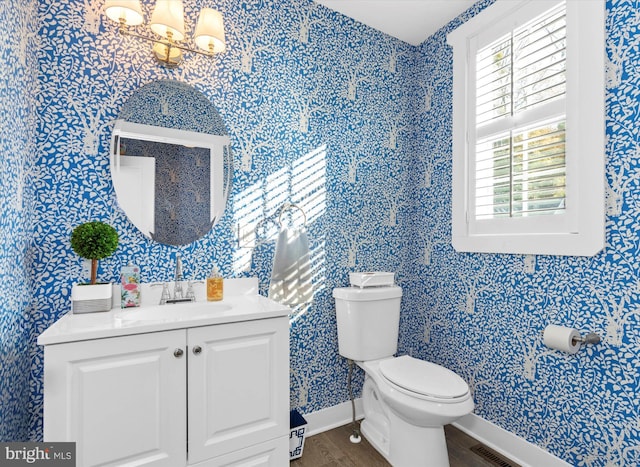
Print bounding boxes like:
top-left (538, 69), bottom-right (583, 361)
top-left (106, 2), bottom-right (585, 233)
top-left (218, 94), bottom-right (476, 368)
top-left (0, 443), bottom-right (74, 466)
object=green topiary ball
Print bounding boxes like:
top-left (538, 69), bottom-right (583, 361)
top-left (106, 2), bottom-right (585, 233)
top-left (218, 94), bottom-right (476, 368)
top-left (70, 221), bottom-right (119, 260)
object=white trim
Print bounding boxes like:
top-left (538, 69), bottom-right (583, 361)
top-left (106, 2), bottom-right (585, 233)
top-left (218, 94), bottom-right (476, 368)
top-left (448, 0), bottom-right (605, 256)
top-left (448, 0), bottom-right (529, 46)
top-left (112, 120), bottom-right (231, 148)
top-left (300, 399), bottom-right (364, 437)
top-left (454, 413), bottom-right (572, 467)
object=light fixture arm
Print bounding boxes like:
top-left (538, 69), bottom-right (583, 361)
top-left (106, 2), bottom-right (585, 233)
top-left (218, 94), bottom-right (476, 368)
top-left (116, 19), bottom-right (215, 67)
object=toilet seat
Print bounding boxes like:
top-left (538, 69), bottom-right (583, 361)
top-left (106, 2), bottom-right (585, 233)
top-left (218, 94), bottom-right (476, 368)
top-left (378, 356), bottom-right (469, 401)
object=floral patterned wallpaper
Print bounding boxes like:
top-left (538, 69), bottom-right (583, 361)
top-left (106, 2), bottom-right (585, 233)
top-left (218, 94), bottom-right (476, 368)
top-left (28, 0), bottom-right (414, 442)
top-left (0, 0), bottom-right (39, 442)
top-left (0, 0), bottom-right (638, 465)
top-left (404, 1), bottom-right (640, 465)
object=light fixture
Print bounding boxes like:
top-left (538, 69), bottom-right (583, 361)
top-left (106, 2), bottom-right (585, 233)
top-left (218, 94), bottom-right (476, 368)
top-left (104, 0), bottom-right (226, 68)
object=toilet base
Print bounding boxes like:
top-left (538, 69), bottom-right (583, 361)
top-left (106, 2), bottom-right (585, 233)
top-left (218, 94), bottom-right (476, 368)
top-left (360, 369), bottom-right (455, 467)
top-left (361, 409), bottom-right (450, 467)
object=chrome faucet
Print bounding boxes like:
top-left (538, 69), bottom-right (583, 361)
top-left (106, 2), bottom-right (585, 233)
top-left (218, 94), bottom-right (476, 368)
top-left (173, 254), bottom-right (184, 299)
top-left (163, 254), bottom-right (195, 305)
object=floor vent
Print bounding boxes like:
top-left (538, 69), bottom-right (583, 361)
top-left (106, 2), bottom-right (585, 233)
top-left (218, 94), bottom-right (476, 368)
top-left (469, 444), bottom-right (521, 467)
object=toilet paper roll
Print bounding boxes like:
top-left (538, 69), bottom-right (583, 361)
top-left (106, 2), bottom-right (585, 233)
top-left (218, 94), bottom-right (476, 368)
top-left (543, 325), bottom-right (581, 354)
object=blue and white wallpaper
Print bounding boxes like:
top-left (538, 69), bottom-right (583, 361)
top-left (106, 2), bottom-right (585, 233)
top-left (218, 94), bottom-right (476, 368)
top-left (0, 0), bottom-right (639, 465)
top-left (0, 0), bottom-right (39, 442)
top-left (28, 0), bottom-right (414, 442)
top-left (404, 1), bottom-right (640, 465)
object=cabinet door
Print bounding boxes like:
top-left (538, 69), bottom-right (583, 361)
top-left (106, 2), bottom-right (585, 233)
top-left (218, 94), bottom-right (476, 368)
top-left (43, 330), bottom-right (187, 467)
top-left (189, 437), bottom-right (289, 467)
top-left (187, 318), bottom-right (289, 463)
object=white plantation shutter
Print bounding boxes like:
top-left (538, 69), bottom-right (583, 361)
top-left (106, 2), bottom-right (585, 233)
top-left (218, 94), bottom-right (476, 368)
top-left (447, 0), bottom-right (604, 256)
top-left (474, 2), bottom-right (566, 220)
top-left (475, 118), bottom-right (566, 219)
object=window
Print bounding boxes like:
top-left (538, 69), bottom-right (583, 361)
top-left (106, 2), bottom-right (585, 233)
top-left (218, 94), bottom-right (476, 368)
top-left (447, 0), bottom-right (604, 256)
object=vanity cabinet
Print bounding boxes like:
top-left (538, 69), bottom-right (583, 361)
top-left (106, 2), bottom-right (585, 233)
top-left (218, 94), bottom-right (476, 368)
top-left (43, 317), bottom-right (289, 467)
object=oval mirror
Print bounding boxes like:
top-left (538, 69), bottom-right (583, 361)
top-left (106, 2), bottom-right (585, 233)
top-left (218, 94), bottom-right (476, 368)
top-left (110, 80), bottom-right (232, 246)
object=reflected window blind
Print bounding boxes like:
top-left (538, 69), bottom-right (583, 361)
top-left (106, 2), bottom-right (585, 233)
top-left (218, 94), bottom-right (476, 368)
top-left (474, 2), bottom-right (566, 220)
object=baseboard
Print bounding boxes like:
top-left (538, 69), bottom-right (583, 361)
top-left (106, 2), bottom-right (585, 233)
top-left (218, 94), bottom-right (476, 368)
top-left (302, 402), bottom-right (570, 466)
top-left (453, 413), bottom-right (572, 467)
top-left (301, 399), bottom-right (364, 437)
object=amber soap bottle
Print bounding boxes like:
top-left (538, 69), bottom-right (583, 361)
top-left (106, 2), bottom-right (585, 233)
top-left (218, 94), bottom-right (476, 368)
top-left (207, 265), bottom-right (223, 301)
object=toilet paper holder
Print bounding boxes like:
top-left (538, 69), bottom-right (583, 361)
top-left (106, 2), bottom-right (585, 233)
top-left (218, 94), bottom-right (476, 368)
top-left (542, 325), bottom-right (601, 354)
top-left (572, 332), bottom-right (601, 347)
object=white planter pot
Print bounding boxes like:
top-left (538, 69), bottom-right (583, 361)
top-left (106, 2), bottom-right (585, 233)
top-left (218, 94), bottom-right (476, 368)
top-left (72, 283), bottom-right (112, 314)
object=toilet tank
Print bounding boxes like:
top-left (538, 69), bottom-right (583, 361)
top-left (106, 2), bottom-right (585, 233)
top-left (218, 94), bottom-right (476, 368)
top-left (333, 286), bottom-right (402, 361)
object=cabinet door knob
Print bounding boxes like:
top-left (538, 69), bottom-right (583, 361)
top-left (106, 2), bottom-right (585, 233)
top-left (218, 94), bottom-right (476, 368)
top-left (192, 345), bottom-right (202, 355)
top-left (174, 348), bottom-right (184, 358)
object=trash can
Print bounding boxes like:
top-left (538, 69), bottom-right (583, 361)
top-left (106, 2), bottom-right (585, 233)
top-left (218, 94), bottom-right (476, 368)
top-left (289, 409), bottom-right (308, 460)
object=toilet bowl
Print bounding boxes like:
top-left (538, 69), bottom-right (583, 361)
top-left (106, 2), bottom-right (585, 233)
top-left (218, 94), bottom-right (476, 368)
top-left (333, 279), bottom-right (474, 467)
top-left (364, 356), bottom-right (473, 426)
top-left (358, 356), bottom-right (474, 466)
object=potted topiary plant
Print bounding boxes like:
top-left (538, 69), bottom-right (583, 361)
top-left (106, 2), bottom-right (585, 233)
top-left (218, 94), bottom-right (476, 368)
top-left (70, 221), bottom-right (119, 313)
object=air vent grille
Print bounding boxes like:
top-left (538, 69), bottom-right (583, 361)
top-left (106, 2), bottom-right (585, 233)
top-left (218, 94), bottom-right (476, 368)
top-left (469, 444), bottom-right (521, 467)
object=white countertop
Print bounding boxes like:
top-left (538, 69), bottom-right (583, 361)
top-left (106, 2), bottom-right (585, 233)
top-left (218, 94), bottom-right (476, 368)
top-left (38, 279), bottom-right (290, 346)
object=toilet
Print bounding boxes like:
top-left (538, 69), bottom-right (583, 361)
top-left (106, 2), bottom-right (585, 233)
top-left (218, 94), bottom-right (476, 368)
top-left (333, 276), bottom-right (474, 467)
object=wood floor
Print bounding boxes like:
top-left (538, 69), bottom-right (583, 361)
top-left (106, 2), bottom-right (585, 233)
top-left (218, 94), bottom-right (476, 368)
top-left (290, 423), bottom-right (503, 467)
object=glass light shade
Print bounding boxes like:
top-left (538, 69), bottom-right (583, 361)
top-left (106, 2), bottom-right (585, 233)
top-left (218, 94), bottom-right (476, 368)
top-left (194, 8), bottom-right (226, 53)
top-left (150, 0), bottom-right (185, 42)
top-left (104, 0), bottom-right (144, 26)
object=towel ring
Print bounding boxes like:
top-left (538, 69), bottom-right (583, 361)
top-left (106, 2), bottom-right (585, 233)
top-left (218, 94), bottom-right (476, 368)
top-left (278, 203), bottom-right (307, 227)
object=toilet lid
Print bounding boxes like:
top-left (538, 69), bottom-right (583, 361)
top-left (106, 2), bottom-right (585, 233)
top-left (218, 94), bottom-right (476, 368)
top-left (379, 356), bottom-right (469, 399)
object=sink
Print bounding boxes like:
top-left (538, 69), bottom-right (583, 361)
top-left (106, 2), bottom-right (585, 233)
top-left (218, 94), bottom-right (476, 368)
top-left (115, 301), bottom-right (232, 322)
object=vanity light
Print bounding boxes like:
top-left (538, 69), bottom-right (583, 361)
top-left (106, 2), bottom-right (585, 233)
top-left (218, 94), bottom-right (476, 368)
top-left (104, 0), bottom-right (226, 68)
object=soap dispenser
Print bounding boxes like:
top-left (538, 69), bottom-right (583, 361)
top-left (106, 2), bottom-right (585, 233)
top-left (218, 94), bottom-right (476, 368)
top-left (207, 264), bottom-right (223, 302)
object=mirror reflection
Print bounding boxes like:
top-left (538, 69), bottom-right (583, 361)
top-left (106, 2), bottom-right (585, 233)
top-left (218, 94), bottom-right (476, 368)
top-left (110, 80), bottom-right (232, 246)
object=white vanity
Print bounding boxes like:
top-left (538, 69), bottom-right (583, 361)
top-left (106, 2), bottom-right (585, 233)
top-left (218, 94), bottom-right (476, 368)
top-left (38, 280), bottom-right (290, 467)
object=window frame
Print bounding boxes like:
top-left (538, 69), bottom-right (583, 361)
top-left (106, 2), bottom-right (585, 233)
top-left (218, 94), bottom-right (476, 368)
top-left (447, 0), bottom-right (605, 256)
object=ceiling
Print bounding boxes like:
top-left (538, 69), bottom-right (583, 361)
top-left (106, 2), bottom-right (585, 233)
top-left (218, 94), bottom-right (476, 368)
top-left (314, 0), bottom-right (476, 46)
